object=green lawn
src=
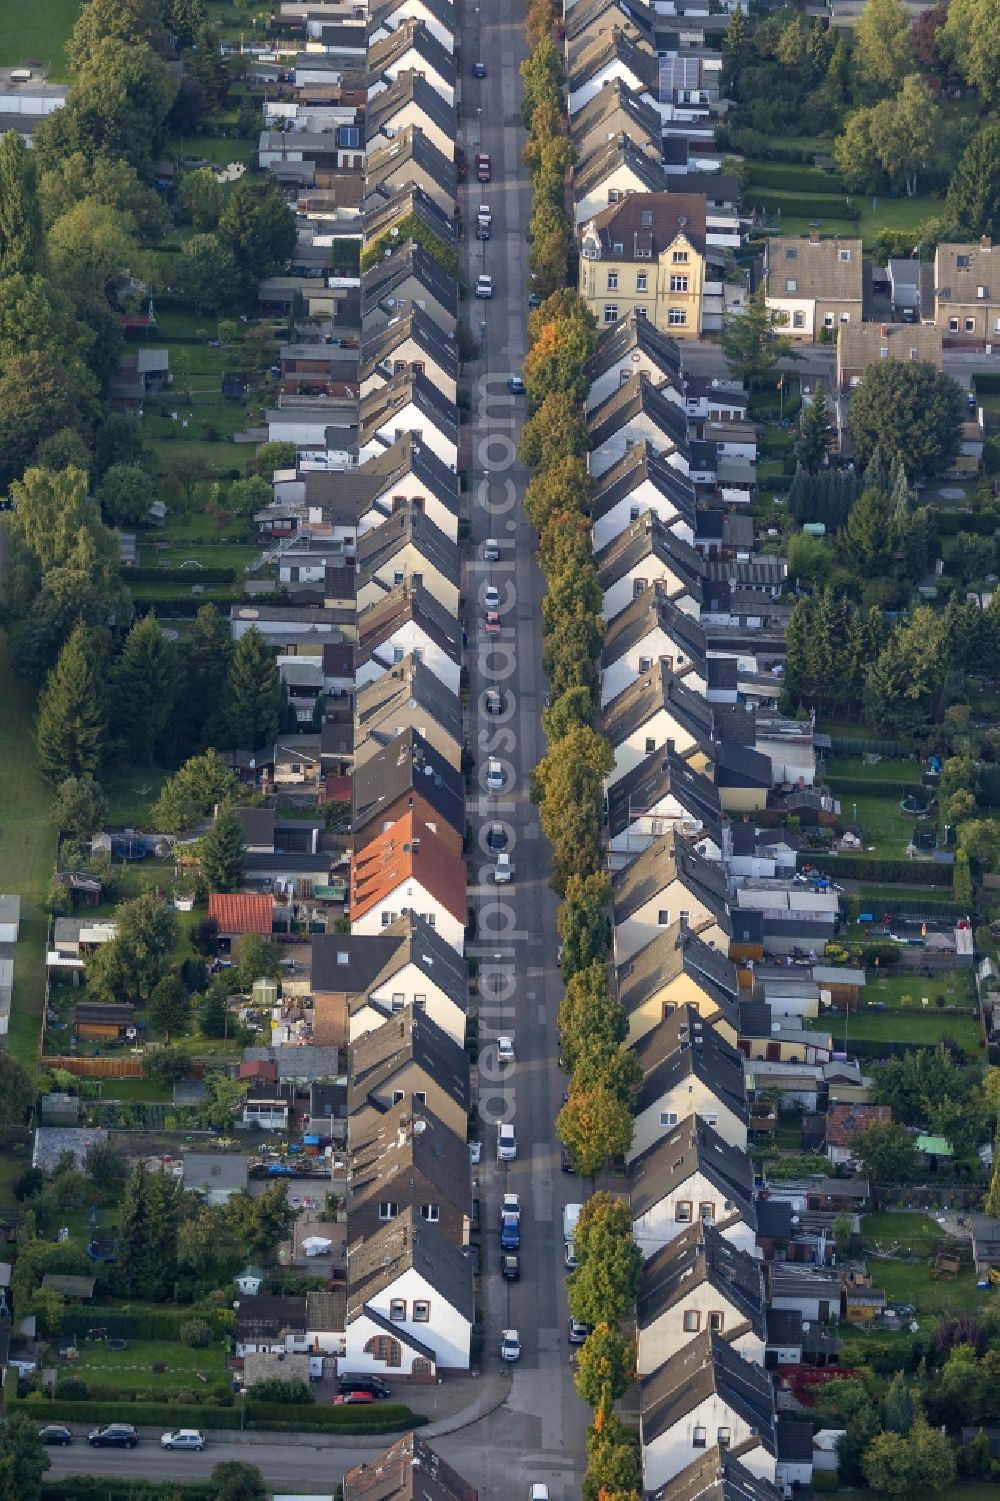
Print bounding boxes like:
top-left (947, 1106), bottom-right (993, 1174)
top-left (104, 769), bottom-right (170, 828)
top-left (147, 438), bottom-right (253, 479)
top-left (826, 757), bottom-right (921, 783)
top-left (865, 970), bottom-right (976, 1008)
top-left (872, 1258), bottom-right (988, 1316)
top-left (756, 189), bottom-right (942, 251)
top-left (860, 1211), bottom-right (948, 1257)
top-left (848, 793), bottom-right (924, 856)
top-left (807, 1010), bottom-right (981, 1049)
top-left (70, 1338), bottom-right (227, 1390)
top-left (857, 884), bottom-right (957, 905)
top-left (0, 0), bottom-right (77, 77)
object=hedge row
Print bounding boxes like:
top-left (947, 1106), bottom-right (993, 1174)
top-left (857, 897), bottom-right (966, 920)
top-left (974, 372), bottom-right (1000, 395)
top-left (824, 775), bottom-right (925, 797)
top-left (13, 1395), bottom-right (419, 1434)
top-left (127, 566), bottom-right (237, 585)
top-left (743, 190), bottom-right (861, 222)
top-left (62, 1309), bottom-right (193, 1340)
top-left (130, 593), bottom-right (241, 615)
top-left (797, 853), bottom-right (953, 885)
top-left (44, 1482), bottom-right (214, 1501)
top-left (745, 161), bottom-right (846, 194)
top-left (935, 510), bottom-right (999, 536)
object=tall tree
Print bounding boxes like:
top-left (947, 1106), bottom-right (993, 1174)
top-left (946, 125), bottom-right (1000, 239)
top-left (558, 872), bottom-right (612, 979)
top-left (217, 180), bottom-right (296, 293)
top-left (862, 1417), bottom-right (955, 1496)
top-left (871, 75), bottom-right (937, 196)
top-left (86, 890), bottom-right (177, 1006)
top-left (556, 1082), bottom-right (633, 1177)
top-left (853, 0), bottom-right (914, 88)
top-left (35, 624), bottom-right (107, 784)
top-left (200, 805), bottom-right (246, 893)
top-left (519, 392), bottom-right (588, 469)
top-left (115, 613), bottom-right (178, 765)
top-left (0, 1413), bottom-right (50, 1501)
top-left (51, 775), bottom-right (109, 837)
top-left (225, 627), bottom-right (280, 750)
top-left (176, 604), bottom-right (232, 752)
top-left (848, 360), bottom-right (964, 480)
top-left (0, 1053), bottom-right (36, 1127)
top-left (0, 132), bottom-right (46, 280)
top-left (573, 1325), bottom-right (635, 1410)
top-left (0, 356), bottom-right (94, 489)
top-left (151, 749), bottom-right (238, 833)
top-left (941, 0), bottom-right (1000, 101)
top-left (795, 386), bottom-right (831, 472)
top-left (720, 288), bottom-right (795, 388)
top-left (147, 973), bottom-right (191, 1040)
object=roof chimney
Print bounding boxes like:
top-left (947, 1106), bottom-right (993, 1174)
top-left (982, 236), bottom-right (993, 251)
top-left (809, 231), bottom-right (820, 245)
top-left (880, 324), bottom-right (889, 336)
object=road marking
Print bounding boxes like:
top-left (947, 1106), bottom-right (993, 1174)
top-left (532, 1143), bottom-right (554, 1224)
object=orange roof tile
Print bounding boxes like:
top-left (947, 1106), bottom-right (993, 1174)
top-left (350, 810), bottom-right (465, 926)
top-left (826, 1103), bottom-right (890, 1149)
top-left (208, 893), bottom-right (274, 936)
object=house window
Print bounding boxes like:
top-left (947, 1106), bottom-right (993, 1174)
top-left (365, 1335), bottom-right (402, 1367)
top-left (638, 656), bottom-right (652, 672)
top-left (879, 347), bottom-right (889, 359)
top-left (392, 1090), bottom-right (404, 1105)
top-left (389, 1298), bottom-right (406, 1320)
top-left (635, 579), bottom-right (647, 597)
top-left (392, 992), bottom-right (405, 1011)
top-left (412, 1357), bottom-right (432, 1375)
top-left (657, 910), bottom-right (670, 926)
top-left (393, 646), bottom-right (404, 662)
top-left (420, 1204), bottom-right (440, 1221)
top-left (413, 1300), bottom-right (430, 1322)
top-left (718, 1427), bottom-right (732, 1447)
top-left (641, 210), bottom-right (653, 227)
top-left (785, 279), bottom-right (797, 293)
top-left (636, 306), bottom-right (648, 319)
top-left (394, 570), bottom-right (404, 585)
top-left (994, 318), bottom-right (1000, 334)
top-left (382, 912), bottom-right (393, 926)
top-left (792, 311), bottom-right (805, 329)
top-left (709, 1311), bottom-right (725, 1331)
top-left (637, 273), bottom-right (648, 292)
top-left (604, 305), bottom-right (619, 324)
top-left (661, 1001), bottom-right (676, 1018)
top-left (671, 275), bottom-right (689, 293)
top-left (673, 250), bottom-right (689, 264)
top-left (950, 317), bottom-right (959, 331)
top-left (426, 914), bottom-right (435, 927)
top-left (693, 1426), bottom-right (707, 1448)
top-left (645, 736), bottom-right (656, 753)
top-left (838, 248), bottom-right (851, 262)
top-left (965, 318), bottom-right (975, 332)
top-left (668, 308), bottom-right (687, 326)
top-left (612, 241), bottom-right (624, 253)
top-left (675, 1200), bottom-right (693, 1223)
top-left (699, 1201), bottom-right (715, 1222)
top-left (660, 1110), bottom-right (679, 1127)
top-left (702, 1113), bottom-right (718, 1127)
top-left (824, 313), bottom-right (834, 328)
top-left (607, 272), bottom-right (619, 290)
top-left (608, 190), bottom-right (620, 204)
top-left (414, 1091), bottom-right (427, 1105)
top-left (380, 1201), bottom-right (399, 1221)
top-left (414, 993), bottom-right (427, 1010)
top-left (683, 1310), bottom-right (700, 1332)
top-left (840, 312), bottom-right (850, 322)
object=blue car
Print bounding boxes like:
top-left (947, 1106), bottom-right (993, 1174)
top-left (473, 62), bottom-right (487, 77)
top-left (500, 1212), bottom-right (521, 1250)
top-left (509, 376), bottom-right (525, 395)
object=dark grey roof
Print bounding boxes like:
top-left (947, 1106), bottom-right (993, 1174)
top-left (765, 1307), bottom-right (803, 1347)
top-left (359, 1303), bottom-right (438, 1361)
top-left (355, 654), bottom-right (463, 753)
top-left (602, 586), bottom-right (707, 673)
top-left (244, 851), bottom-right (331, 874)
top-left (353, 727), bottom-right (465, 836)
top-left (672, 173), bottom-right (741, 209)
top-left (575, 130), bottom-right (667, 201)
top-left (591, 441), bottom-right (696, 528)
top-left (362, 431), bottom-right (461, 515)
top-left (356, 500), bottom-right (459, 591)
top-left (569, 29), bottom-right (657, 93)
top-left (370, 0), bottom-right (454, 36)
top-left (616, 919), bottom-right (738, 1023)
top-left (361, 243), bottom-right (459, 323)
top-left (586, 309), bottom-right (682, 387)
top-left (602, 661), bottom-right (713, 755)
top-left (354, 912), bottom-right (467, 1017)
top-left (567, 0), bottom-right (655, 45)
top-left (776, 1418), bottom-right (814, 1463)
top-left (589, 374), bottom-right (689, 459)
top-left (714, 739), bottom-right (771, 789)
top-left (650, 1447), bottom-right (783, 1501)
top-left (640, 1330), bottom-right (776, 1450)
top-left (614, 829), bottom-right (728, 928)
top-left (360, 308), bottom-right (459, 385)
top-left (363, 184), bottom-right (458, 249)
top-left (359, 368), bottom-right (459, 449)
top-left (755, 1197), bottom-right (793, 1239)
top-left (606, 743), bottom-right (721, 846)
top-left (311, 932), bottom-right (403, 994)
top-left (634, 1004), bottom-right (748, 1123)
top-left (367, 18), bottom-right (456, 90)
top-left (366, 70), bottom-right (456, 147)
top-left (347, 1207), bottom-right (474, 1322)
top-left (236, 1294), bottom-right (307, 1336)
top-left (571, 77), bottom-right (662, 153)
top-left (365, 127), bottom-right (457, 201)
top-left (356, 581), bottom-right (462, 666)
top-left (596, 510), bottom-right (704, 602)
top-left (629, 1116), bottom-right (755, 1223)
top-left (235, 807), bottom-right (276, 848)
top-left (637, 1219), bottom-right (764, 1334)
top-left (349, 1106), bottom-right (470, 1220)
top-left (300, 467), bottom-right (386, 522)
top-left (348, 1006), bottom-right (470, 1117)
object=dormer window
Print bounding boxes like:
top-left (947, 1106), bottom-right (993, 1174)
top-left (641, 210), bottom-right (653, 227)
top-left (838, 248), bottom-right (851, 262)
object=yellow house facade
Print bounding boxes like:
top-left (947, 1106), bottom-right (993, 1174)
top-left (578, 191), bottom-right (708, 339)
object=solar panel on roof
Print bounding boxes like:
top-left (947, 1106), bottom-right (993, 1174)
top-left (658, 54), bottom-right (699, 99)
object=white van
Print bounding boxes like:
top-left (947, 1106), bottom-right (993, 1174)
top-left (497, 1123), bottom-right (517, 1161)
top-left (563, 1202), bottom-right (582, 1267)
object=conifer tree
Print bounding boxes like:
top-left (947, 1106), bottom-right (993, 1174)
top-left (225, 627), bottom-right (280, 750)
top-left (35, 623), bottom-right (107, 784)
top-left (115, 612), bottom-right (177, 765)
top-left (0, 131), bottom-right (46, 280)
top-left (200, 805), bottom-right (246, 893)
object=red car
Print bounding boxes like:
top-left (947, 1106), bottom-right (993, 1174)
top-left (484, 610), bottom-right (501, 635)
top-left (475, 152), bottom-right (492, 182)
top-left (333, 1391), bottom-right (375, 1405)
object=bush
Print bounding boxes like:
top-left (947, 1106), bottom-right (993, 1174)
top-left (180, 1318), bottom-right (213, 1349)
top-left (246, 1377), bottom-right (312, 1404)
top-left (745, 161), bottom-right (847, 194)
top-left (743, 190), bottom-right (860, 221)
top-left (813, 1471), bottom-right (839, 1492)
top-left (127, 567), bottom-right (236, 585)
top-left (43, 1483), bottom-right (214, 1501)
top-left (797, 854), bottom-right (953, 886)
top-left (52, 1377), bottom-right (88, 1401)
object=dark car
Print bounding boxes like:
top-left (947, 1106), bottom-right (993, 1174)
top-left (338, 1374), bottom-right (393, 1399)
top-left (561, 1143), bottom-right (576, 1173)
top-left (501, 1252), bottom-right (521, 1280)
top-left (88, 1425), bottom-right (139, 1448)
top-left (500, 1211), bottom-right (521, 1250)
top-left (38, 1426), bottom-right (72, 1446)
top-left (473, 61), bottom-right (487, 76)
top-left (527, 292), bottom-right (542, 308)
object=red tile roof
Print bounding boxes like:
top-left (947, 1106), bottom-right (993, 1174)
top-left (826, 1103), bottom-right (890, 1149)
top-left (350, 810), bottom-right (465, 926)
top-left (208, 893), bottom-right (274, 936)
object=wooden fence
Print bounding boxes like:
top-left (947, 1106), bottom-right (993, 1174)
top-left (45, 1056), bottom-right (144, 1078)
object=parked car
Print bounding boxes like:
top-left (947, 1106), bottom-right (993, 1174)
top-left (494, 851), bottom-right (512, 883)
top-left (337, 1375), bottom-right (393, 1398)
top-left (485, 688), bottom-right (505, 715)
top-left (469, 1140), bottom-right (482, 1164)
top-left (38, 1426), bottom-right (72, 1446)
top-left (89, 1425), bottom-right (139, 1449)
top-left (487, 759), bottom-right (504, 793)
top-left (476, 153), bottom-right (492, 181)
top-left (484, 610), bottom-right (501, 636)
top-left (476, 275), bottom-right (494, 299)
top-left (473, 61), bottom-right (487, 76)
top-left (497, 1036), bottom-right (515, 1064)
top-left (500, 1212), bottom-right (520, 1250)
top-left (502, 1191), bottom-right (520, 1218)
top-left (477, 222), bottom-right (491, 240)
top-left (509, 376), bottom-right (525, 395)
top-left (530, 1487), bottom-right (550, 1501)
top-left (501, 1251), bottom-right (521, 1280)
top-left (560, 1143), bottom-right (576, 1173)
top-left (527, 292), bottom-right (542, 308)
top-left (499, 1328), bottom-right (521, 1361)
top-left (161, 1430), bottom-right (205, 1451)
top-left (487, 821), bottom-right (507, 849)
top-left (484, 583), bottom-right (500, 610)
top-left (568, 1320), bottom-right (590, 1345)
top-left (478, 203), bottom-right (492, 223)
top-left (483, 537), bottom-right (500, 561)
top-left (497, 1122), bottom-right (517, 1161)
top-left (333, 1391), bottom-right (376, 1405)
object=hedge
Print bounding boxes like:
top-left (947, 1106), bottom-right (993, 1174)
top-left (935, 509), bottom-right (999, 536)
top-left (12, 1395), bottom-right (420, 1435)
top-left (745, 161), bottom-right (846, 195)
top-left (974, 371), bottom-right (1000, 395)
top-left (127, 566), bottom-right (237, 585)
top-left (129, 594), bottom-right (242, 615)
top-left (743, 190), bottom-right (861, 222)
top-left (824, 775), bottom-right (925, 798)
top-left (62, 1309), bottom-right (193, 1340)
top-left (44, 1483), bottom-right (214, 1501)
top-left (797, 854), bottom-right (953, 885)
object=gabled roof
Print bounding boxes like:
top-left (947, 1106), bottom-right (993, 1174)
top-left (346, 1206), bottom-right (474, 1322)
top-left (585, 309), bottom-right (683, 387)
top-left (571, 77), bottom-right (661, 155)
top-left (350, 811), bottom-right (466, 925)
top-left (356, 500), bottom-right (460, 591)
top-left (590, 441), bottom-right (696, 528)
top-left (369, 0), bottom-right (455, 36)
top-left (569, 28), bottom-right (657, 94)
top-left (348, 1106), bottom-right (470, 1223)
top-left (650, 1446), bottom-right (782, 1501)
top-left (616, 919), bottom-right (739, 1023)
top-left (367, 18), bottom-right (456, 90)
top-left (575, 131), bottom-right (666, 201)
top-left (640, 1330), bottom-right (776, 1450)
top-left (613, 829), bottom-right (729, 929)
top-left (356, 582), bottom-right (462, 667)
top-left (353, 727), bottom-right (465, 837)
top-left (596, 510), bottom-right (704, 602)
top-left (355, 653), bottom-right (463, 754)
top-left (350, 911), bottom-right (468, 1019)
top-left (602, 584), bottom-right (706, 673)
top-left (567, 0), bottom-right (656, 46)
top-left (629, 1115), bottom-right (755, 1222)
top-left (637, 1219), bottom-right (764, 1333)
top-left (366, 69), bottom-right (457, 147)
top-left (361, 242), bottom-right (459, 322)
top-left (348, 1005), bottom-right (470, 1117)
top-left (362, 432), bottom-right (461, 514)
top-left (633, 1003), bottom-right (748, 1123)
top-left (583, 190), bottom-right (707, 260)
top-left (360, 308), bottom-right (459, 385)
top-left (344, 1433), bottom-right (478, 1501)
top-left (359, 368), bottom-right (459, 449)
top-left (602, 660), bottom-right (713, 754)
top-left (363, 183), bottom-right (458, 250)
top-left (365, 126), bottom-right (457, 201)
top-left (606, 742), bottom-right (721, 846)
top-left (207, 893), bottom-right (273, 936)
top-left (589, 373), bottom-right (689, 458)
